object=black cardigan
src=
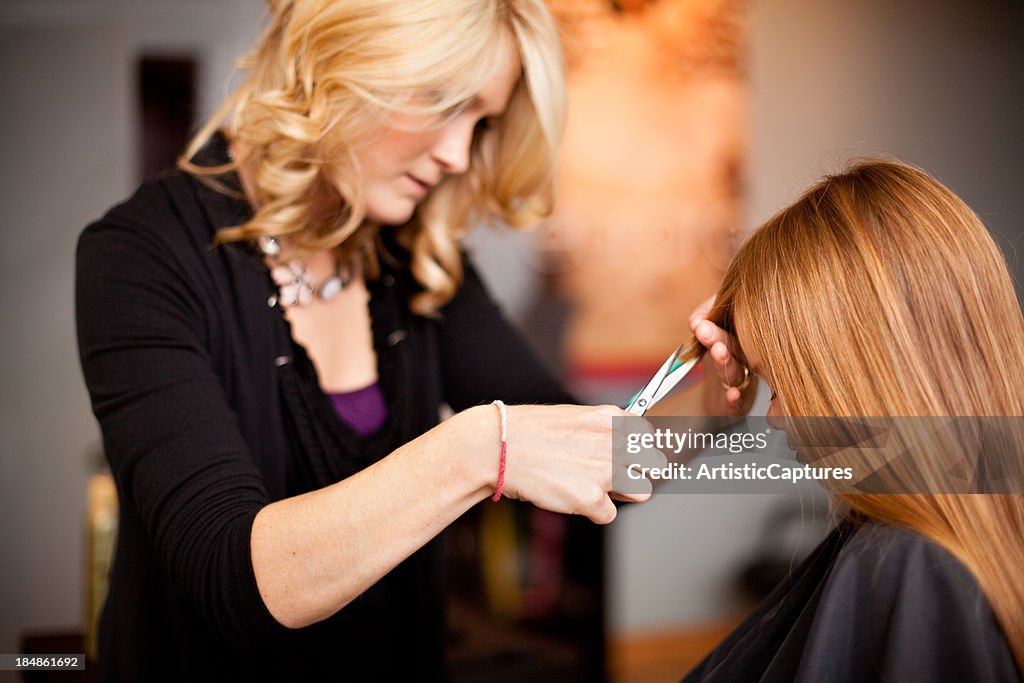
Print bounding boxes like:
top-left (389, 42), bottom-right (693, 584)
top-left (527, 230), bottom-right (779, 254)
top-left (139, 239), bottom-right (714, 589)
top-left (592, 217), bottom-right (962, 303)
top-left (75, 141), bottom-right (572, 681)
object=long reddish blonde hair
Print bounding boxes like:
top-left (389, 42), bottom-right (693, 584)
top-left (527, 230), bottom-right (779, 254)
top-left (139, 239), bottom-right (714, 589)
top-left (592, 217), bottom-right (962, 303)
top-left (711, 159), bottom-right (1024, 671)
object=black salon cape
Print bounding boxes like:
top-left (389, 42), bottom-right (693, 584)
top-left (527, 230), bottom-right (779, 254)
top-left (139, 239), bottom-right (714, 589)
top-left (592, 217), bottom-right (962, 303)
top-left (683, 518), bottom-right (1020, 682)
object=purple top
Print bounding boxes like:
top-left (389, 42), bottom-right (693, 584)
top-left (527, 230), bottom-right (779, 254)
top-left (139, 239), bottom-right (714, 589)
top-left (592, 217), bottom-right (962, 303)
top-left (327, 382), bottom-right (388, 436)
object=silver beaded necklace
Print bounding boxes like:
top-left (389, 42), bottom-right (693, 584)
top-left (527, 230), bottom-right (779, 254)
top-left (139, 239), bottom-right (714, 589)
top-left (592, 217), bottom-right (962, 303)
top-left (228, 141), bottom-right (354, 308)
top-left (259, 236), bottom-right (352, 308)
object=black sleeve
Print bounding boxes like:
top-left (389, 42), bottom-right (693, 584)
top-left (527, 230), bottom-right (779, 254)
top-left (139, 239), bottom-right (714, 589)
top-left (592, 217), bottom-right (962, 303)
top-left (76, 212), bottom-right (285, 644)
top-left (793, 523), bottom-right (1020, 683)
top-left (437, 258), bottom-right (575, 409)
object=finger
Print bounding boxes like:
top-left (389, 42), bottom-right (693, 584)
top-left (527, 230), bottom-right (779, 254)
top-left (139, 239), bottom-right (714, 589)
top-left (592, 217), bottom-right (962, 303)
top-left (588, 495), bottom-right (618, 525)
top-left (596, 403), bottom-right (631, 418)
top-left (689, 294), bottom-right (716, 330)
top-left (725, 385), bottom-right (743, 409)
top-left (613, 416), bottom-right (656, 479)
top-left (613, 461), bottom-right (655, 495)
top-left (711, 340), bottom-right (748, 387)
top-left (613, 418), bottom-right (656, 449)
top-left (613, 441), bottom-right (662, 494)
top-left (612, 489), bottom-right (652, 504)
top-left (612, 429), bottom-right (629, 453)
top-left (694, 320), bottom-right (738, 356)
top-left (633, 445), bottom-right (667, 471)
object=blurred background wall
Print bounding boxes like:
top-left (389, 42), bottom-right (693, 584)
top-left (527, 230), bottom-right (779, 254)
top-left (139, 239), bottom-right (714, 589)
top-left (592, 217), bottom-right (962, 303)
top-left (0, 0), bottom-right (1021, 680)
top-left (0, 2), bottom-right (265, 677)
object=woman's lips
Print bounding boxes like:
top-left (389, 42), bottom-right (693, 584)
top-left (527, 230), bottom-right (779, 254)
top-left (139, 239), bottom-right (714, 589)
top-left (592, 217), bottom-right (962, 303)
top-left (406, 174), bottom-right (432, 197)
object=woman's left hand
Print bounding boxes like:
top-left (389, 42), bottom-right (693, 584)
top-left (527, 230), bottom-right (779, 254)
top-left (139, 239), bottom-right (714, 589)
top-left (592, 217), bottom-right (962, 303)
top-left (689, 295), bottom-right (758, 416)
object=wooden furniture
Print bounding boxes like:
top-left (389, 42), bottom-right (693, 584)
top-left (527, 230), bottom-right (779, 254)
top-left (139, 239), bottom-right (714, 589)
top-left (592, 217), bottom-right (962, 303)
top-left (608, 618), bottom-right (744, 683)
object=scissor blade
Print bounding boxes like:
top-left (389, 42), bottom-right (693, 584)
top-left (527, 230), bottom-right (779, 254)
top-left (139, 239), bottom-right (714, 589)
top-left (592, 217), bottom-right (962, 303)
top-left (650, 356), bottom-right (698, 404)
top-left (625, 344), bottom-right (684, 415)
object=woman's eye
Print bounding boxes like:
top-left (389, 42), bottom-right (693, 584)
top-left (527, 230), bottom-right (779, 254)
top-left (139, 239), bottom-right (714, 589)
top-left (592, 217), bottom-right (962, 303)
top-left (430, 97), bottom-right (467, 122)
top-left (474, 117), bottom-right (492, 133)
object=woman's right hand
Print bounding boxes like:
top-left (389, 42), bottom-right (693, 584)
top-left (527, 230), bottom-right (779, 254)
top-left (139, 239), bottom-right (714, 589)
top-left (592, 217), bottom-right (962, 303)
top-left (460, 404), bottom-right (664, 524)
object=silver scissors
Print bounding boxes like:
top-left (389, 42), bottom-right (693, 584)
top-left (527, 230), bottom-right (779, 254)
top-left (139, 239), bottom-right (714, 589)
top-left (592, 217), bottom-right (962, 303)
top-left (625, 340), bottom-right (703, 416)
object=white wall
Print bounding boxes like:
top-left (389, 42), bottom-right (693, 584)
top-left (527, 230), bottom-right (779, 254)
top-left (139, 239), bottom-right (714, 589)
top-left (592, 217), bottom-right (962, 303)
top-left (0, 1), bottom-right (266, 669)
top-left (604, 0), bottom-right (1024, 634)
top-left (749, 0), bottom-right (1024, 269)
top-left (0, 20), bottom-right (131, 673)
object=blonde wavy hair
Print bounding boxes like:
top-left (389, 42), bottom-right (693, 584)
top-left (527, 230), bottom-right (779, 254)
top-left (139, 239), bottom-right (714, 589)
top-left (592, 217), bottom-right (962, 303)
top-left (709, 159), bottom-right (1024, 672)
top-left (181, 0), bottom-right (565, 315)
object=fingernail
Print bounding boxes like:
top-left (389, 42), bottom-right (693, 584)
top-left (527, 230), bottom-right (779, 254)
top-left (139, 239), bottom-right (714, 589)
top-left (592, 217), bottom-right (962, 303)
top-left (698, 322), bottom-right (712, 341)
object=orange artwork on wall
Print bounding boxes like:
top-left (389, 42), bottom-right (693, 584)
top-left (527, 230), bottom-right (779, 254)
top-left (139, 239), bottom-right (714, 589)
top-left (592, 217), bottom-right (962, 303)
top-left (541, 0), bottom-right (747, 397)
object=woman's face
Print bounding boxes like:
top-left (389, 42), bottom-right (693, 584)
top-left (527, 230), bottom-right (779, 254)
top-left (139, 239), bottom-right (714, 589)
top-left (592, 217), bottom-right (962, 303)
top-left (353, 41), bottom-right (522, 225)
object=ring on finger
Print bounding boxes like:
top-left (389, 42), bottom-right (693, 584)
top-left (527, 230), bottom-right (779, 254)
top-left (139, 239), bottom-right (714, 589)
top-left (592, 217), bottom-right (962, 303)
top-left (721, 366), bottom-right (751, 391)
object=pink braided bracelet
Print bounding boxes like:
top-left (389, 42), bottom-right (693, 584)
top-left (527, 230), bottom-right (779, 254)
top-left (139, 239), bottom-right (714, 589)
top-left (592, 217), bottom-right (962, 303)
top-left (491, 400), bottom-right (508, 502)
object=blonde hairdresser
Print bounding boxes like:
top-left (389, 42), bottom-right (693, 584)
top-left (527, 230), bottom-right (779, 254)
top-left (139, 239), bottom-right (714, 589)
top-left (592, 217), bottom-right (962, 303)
top-left (186, 0), bottom-right (648, 628)
top-left (76, 1), bottom-right (663, 679)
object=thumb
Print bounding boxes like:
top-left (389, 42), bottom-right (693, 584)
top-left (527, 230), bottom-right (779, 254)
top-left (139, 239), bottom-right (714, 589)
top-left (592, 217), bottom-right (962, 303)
top-left (587, 496), bottom-right (618, 525)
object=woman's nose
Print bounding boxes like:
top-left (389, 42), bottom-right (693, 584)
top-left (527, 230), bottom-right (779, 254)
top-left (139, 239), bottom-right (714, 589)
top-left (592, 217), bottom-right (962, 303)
top-left (430, 120), bottom-right (473, 176)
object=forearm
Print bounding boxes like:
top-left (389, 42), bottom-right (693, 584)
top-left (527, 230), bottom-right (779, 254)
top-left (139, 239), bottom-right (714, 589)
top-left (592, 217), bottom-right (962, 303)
top-left (250, 405), bottom-right (495, 629)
